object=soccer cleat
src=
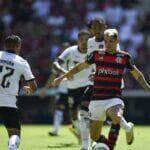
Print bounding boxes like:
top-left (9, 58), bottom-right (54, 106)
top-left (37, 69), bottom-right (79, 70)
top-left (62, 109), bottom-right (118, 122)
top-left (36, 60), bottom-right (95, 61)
top-left (68, 125), bottom-right (81, 145)
top-left (126, 122), bottom-right (134, 145)
top-left (48, 131), bottom-right (58, 136)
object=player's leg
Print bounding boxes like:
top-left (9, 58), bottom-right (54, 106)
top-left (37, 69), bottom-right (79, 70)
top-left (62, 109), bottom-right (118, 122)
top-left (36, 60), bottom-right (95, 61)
top-left (78, 102), bottom-right (90, 150)
top-left (78, 86), bottom-right (92, 150)
top-left (68, 94), bottom-right (81, 143)
top-left (106, 100), bottom-right (134, 147)
top-left (90, 120), bottom-right (104, 141)
top-left (49, 109), bottom-right (63, 136)
top-left (88, 100), bottom-right (110, 148)
top-left (0, 107), bottom-right (21, 150)
top-left (49, 93), bottom-right (67, 136)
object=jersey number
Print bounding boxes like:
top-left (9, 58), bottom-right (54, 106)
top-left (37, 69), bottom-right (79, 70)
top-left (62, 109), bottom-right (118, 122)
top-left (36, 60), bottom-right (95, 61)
top-left (0, 66), bottom-right (14, 88)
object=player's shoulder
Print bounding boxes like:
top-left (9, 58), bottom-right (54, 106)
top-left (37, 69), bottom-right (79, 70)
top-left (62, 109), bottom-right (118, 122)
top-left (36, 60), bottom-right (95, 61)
top-left (88, 37), bottom-right (95, 43)
top-left (117, 50), bottom-right (131, 58)
top-left (15, 55), bottom-right (29, 66)
top-left (90, 49), bottom-right (105, 55)
top-left (63, 45), bottom-right (77, 53)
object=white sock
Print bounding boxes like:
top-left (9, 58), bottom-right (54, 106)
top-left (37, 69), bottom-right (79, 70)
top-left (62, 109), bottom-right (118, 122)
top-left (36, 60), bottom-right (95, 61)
top-left (53, 110), bottom-right (63, 134)
top-left (120, 117), bottom-right (132, 132)
top-left (8, 135), bottom-right (20, 150)
top-left (78, 110), bottom-right (90, 150)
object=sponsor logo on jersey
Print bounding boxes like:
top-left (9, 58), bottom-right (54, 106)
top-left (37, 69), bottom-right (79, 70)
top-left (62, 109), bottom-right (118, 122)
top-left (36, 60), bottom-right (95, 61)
top-left (97, 68), bottom-right (119, 75)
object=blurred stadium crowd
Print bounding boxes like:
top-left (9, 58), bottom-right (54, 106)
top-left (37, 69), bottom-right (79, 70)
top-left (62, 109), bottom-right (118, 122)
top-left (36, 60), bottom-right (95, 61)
top-left (0, 0), bottom-right (149, 89)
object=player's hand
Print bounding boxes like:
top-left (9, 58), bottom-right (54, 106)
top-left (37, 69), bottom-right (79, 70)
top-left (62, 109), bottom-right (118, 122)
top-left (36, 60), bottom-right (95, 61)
top-left (23, 86), bottom-right (32, 95)
top-left (39, 88), bottom-right (47, 98)
top-left (51, 76), bottom-right (63, 87)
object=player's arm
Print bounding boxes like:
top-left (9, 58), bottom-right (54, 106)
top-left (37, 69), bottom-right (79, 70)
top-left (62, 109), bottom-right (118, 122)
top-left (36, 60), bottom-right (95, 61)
top-left (52, 61), bottom-right (90, 86)
top-left (39, 69), bottom-right (57, 98)
top-left (130, 66), bottom-right (150, 91)
top-left (53, 59), bottom-right (67, 74)
top-left (53, 47), bottom-right (72, 74)
top-left (22, 61), bottom-right (37, 95)
top-left (52, 51), bottom-right (95, 86)
top-left (23, 79), bottom-right (37, 95)
top-left (126, 54), bottom-right (150, 91)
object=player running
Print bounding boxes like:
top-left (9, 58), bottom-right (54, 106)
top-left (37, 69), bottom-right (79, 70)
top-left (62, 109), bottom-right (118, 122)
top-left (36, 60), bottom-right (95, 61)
top-left (40, 42), bottom-right (70, 136)
top-left (51, 29), bottom-right (150, 149)
top-left (52, 30), bottom-right (93, 148)
top-left (0, 35), bottom-right (37, 150)
top-left (79, 18), bottom-right (125, 150)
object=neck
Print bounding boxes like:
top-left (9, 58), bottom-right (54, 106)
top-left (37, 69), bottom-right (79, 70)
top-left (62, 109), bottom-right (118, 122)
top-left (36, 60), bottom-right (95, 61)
top-left (105, 47), bottom-right (117, 54)
top-left (5, 49), bottom-right (16, 54)
top-left (78, 46), bottom-right (87, 53)
top-left (95, 36), bottom-right (103, 42)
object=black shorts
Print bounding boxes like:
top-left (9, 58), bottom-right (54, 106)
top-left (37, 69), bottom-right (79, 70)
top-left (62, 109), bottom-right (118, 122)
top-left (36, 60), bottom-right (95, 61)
top-left (68, 86), bottom-right (90, 109)
top-left (0, 107), bottom-right (21, 130)
top-left (82, 85), bottom-right (93, 102)
top-left (55, 93), bottom-right (68, 110)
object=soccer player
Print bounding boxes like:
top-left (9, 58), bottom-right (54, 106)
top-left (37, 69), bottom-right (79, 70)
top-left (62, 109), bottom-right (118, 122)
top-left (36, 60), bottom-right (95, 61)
top-left (0, 35), bottom-right (37, 150)
top-left (79, 18), bottom-right (123, 150)
top-left (51, 29), bottom-right (150, 149)
top-left (40, 42), bottom-right (70, 136)
top-left (52, 30), bottom-right (93, 148)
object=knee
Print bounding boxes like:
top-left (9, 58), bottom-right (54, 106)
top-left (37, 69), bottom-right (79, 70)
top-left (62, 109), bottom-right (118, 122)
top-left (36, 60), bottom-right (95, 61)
top-left (90, 132), bottom-right (99, 141)
top-left (112, 116), bottom-right (121, 125)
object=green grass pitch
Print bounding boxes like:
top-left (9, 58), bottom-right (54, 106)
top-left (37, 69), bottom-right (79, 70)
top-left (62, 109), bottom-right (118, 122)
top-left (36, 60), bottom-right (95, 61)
top-left (0, 125), bottom-right (150, 150)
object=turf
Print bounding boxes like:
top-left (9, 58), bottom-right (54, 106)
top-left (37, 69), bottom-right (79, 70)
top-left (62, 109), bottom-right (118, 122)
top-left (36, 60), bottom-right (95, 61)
top-left (0, 125), bottom-right (150, 150)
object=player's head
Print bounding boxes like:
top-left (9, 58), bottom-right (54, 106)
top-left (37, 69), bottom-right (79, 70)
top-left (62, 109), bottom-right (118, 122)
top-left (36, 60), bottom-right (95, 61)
top-left (4, 35), bottom-right (22, 54)
top-left (77, 29), bottom-right (91, 53)
top-left (87, 17), bottom-right (106, 38)
top-left (104, 29), bottom-right (119, 51)
top-left (61, 42), bottom-right (70, 51)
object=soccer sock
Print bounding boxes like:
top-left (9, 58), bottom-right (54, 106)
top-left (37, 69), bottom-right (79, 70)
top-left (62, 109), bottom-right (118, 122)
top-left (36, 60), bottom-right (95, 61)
top-left (53, 110), bottom-right (63, 134)
top-left (120, 117), bottom-right (132, 132)
top-left (107, 124), bottom-right (120, 150)
top-left (96, 135), bottom-right (109, 146)
top-left (78, 109), bottom-right (90, 150)
top-left (8, 135), bottom-right (20, 150)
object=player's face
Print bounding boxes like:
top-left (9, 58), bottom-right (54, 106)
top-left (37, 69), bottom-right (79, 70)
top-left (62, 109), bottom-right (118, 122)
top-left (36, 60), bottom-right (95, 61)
top-left (90, 21), bottom-right (105, 38)
top-left (104, 34), bottom-right (118, 51)
top-left (77, 34), bottom-right (90, 52)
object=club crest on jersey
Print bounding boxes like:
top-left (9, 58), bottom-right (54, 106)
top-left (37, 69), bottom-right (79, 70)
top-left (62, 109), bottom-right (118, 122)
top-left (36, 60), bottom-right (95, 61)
top-left (116, 56), bottom-right (122, 63)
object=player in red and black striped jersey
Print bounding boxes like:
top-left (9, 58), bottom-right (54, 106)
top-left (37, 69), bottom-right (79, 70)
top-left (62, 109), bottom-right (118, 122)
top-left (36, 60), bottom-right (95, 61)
top-left (52, 29), bottom-right (150, 150)
top-left (87, 49), bottom-right (132, 100)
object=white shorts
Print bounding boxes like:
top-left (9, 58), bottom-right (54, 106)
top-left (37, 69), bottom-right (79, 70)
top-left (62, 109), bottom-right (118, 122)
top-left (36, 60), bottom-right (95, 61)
top-left (89, 98), bottom-right (124, 121)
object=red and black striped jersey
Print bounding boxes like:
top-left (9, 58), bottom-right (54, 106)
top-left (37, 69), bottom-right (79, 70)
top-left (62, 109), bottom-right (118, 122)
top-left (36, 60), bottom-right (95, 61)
top-left (86, 50), bottom-right (134, 100)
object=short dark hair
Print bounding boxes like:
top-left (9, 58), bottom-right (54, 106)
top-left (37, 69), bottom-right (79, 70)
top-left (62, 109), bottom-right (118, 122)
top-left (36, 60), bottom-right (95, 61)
top-left (4, 35), bottom-right (21, 49)
top-left (87, 17), bottom-right (106, 28)
top-left (78, 29), bottom-right (91, 38)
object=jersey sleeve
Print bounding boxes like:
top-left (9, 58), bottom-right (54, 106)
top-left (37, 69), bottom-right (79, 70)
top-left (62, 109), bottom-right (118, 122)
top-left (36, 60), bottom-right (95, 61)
top-left (117, 43), bottom-right (120, 51)
top-left (58, 48), bottom-right (71, 62)
top-left (85, 52), bottom-right (95, 64)
top-left (126, 53), bottom-right (135, 70)
top-left (22, 61), bottom-right (35, 81)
